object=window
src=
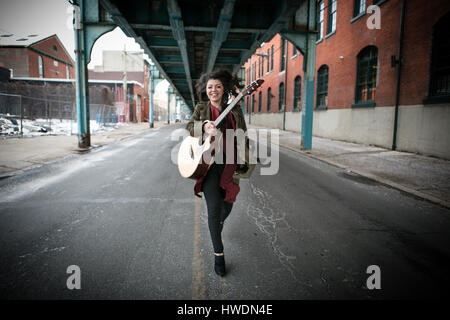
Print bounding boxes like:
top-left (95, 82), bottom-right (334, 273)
top-left (317, 1), bottom-right (325, 40)
top-left (251, 94), bottom-right (255, 113)
top-left (258, 91), bottom-right (262, 112)
top-left (278, 82), bottom-right (284, 111)
top-left (428, 12), bottom-right (450, 99)
top-left (280, 39), bottom-right (286, 71)
top-left (52, 45), bottom-right (58, 52)
top-left (258, 58), bottom-right (261, 78)
top-left (267, 87), bottom-right (272, 112)
top-left (293, 76), bottom-right (301, 110)
top-left (292, 45), bottom-right (297, 57)
top-left (327, 0), bottom-right (337, 35)
top-left (267, 49), bottom-right (270, 72)
top-left (355, 46), bottom-right (378, 104)
top-left (246, 97), bottom-right (249, 113)
top-left (316, 65), bottom-right (329, 109)
top-left (353, 0), bottom-right (366, 17)
top-left (66, 66), bottom-right (70, 79)
top-left (270, 45), bottom-right (274, 71)
top-left (38, 56), bottom-right (44, 78)
top-left (261, 56), bottom-right (264, 75)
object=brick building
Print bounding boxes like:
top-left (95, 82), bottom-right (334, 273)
top-left (0, 34), bottom-right (74, 79)
top-left (243, 0), bottom-right (450, 159)
top-left (243, 34), bottom-right (304, 132)
top-left (89, 51), bottom-right (150, 123)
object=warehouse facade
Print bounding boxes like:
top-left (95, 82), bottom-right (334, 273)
top-left (243, 0), bottom-right (450, 159)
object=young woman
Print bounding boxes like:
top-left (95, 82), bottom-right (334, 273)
top-left (186, 69), bottom-right (254, 276)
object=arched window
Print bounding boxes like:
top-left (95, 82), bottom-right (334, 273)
top-left (355, 46), bottom-right (378, 103)
top-left (258, 91), bottom-right (262, 113)
top-left (293, 76), bottom-right (301, 110)
top-left (429, 12), bottom-right (450, 99)
top-left (267, 87), bottom-right (272, 112)
top-left (38, 56), bottom-right (44, 78)
top-left (316, 65), bottom-right (328, 109)
top-left (278, 82), bottom-right (284, 111)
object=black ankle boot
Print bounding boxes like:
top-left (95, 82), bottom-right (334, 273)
top-left (214, 255), bottom-right (226, 277)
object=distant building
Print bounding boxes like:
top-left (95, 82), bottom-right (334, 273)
top-left (89, 51), bottom-right (150, 123)
top-left (243, 0), bottom-right (450, 159)
top-left (0, 34), bottom-right (74, 79)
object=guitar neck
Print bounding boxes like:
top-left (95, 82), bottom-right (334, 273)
top-left (213, 92), bottom-right (244, 127)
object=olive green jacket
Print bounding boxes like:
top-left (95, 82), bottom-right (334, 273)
top-left (186, 101), bottom-right (255, 184)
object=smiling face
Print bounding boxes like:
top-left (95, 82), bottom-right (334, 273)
top-left (206, 79), bottom-right (224, 106)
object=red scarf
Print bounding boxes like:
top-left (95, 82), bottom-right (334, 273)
top-left (193, 104), bottom-right (240, 203)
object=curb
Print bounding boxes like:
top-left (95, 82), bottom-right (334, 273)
top-left (277, 142), bottom-right (450, 210)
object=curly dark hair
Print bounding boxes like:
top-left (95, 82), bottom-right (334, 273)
top-left (195, 69), bottom-right (243, 108)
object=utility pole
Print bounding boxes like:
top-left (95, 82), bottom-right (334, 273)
top-left (167, 86), bottom-right (172, 124)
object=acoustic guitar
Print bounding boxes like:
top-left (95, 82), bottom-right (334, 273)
top-left (177, 79), bottom-right (264, 179)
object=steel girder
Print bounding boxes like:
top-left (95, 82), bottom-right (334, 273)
top-left (97, 0), bottom-right (307, 112)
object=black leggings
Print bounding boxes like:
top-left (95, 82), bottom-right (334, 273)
top-left (202, 162), bottom-right (233, 254)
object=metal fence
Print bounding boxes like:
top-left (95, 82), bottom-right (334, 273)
top-left (0, 92), bottom-right (117, 137)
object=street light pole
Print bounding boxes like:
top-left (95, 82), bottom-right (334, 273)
top-left (167, 87), bottom-right (171, 124)
top-left (122, 46), bottom-right (128, 122)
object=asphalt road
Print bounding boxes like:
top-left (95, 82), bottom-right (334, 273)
top-left (0, 124), bottom-right (449, 299)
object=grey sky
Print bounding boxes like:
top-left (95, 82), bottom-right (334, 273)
top-left (0, 0), bottom-right (149, 68)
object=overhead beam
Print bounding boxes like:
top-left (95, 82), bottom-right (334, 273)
top-left (216, 56), bottom-right (240, 64)
top-left (147, 37), bottom-right (178, 48)
top-left (99, 0), bottom-right (191, 109)
top-left (167, 0), bottom-right (195, 106)
top-left (157, 55), bottom-right (183, 64)
top-left (221, 39), bottom-right (252, 50)
top-left (130, 23), bottom-right (266, 34)
top-left (206, 0), bottom-right (235, 72)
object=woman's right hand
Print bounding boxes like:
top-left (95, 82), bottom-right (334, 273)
top-left (203, 121), bottom-right (217, 135)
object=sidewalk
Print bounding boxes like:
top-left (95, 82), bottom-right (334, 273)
top-left (248, 124), bottom-right (450, 209)
top-left (0, 121), bottom-right (167, 177)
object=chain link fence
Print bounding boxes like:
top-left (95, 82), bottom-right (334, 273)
top-left (0, 81), bottom-right (118, 137)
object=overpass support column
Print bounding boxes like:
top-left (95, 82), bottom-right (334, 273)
top-left (280, 0), bottom-right (317, 150)
top-left (72, 0), bottom-right (115, 148)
